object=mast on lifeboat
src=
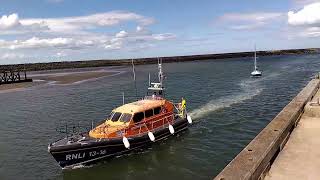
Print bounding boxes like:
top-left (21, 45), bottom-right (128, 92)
top-left (148, 58), bottom-right (165, 96)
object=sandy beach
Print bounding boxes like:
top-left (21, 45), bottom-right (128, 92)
top-left (0, 68), bottom-right (123, 92)
top-left (31, 71), bottom-right (118, 85)
top-left (0, 82), bottom-right (35, 93)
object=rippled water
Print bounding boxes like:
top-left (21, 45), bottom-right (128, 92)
top-left (0, 54), bottom-right (320, 180)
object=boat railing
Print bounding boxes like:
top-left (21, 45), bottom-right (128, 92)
top-left (56, 121), bottom-right (91, 137)
top-left (143, 96), bottom-right (164, 100)
top-left (93, 113), bottom-right (176, 138)
top-left (126, 113), bottom-right (175, 137)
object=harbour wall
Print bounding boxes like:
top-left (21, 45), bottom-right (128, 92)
top-left (0, 48), bottom-right (319, 71)
top-left (213, 77), bottom-right (320, 180)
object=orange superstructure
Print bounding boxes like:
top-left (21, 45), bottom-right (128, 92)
top-left (89, 97), bottom-right (175, 139)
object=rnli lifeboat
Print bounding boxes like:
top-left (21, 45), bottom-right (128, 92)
top-left (48, 61), bottom-right (192, 168)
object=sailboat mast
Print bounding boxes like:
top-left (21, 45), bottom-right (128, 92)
top-left (254, 45), bottom-right (257, 70)
top-left (158, 58), bottom-right (163, 86)
top-left (131, 59), bottom-right (138, 98)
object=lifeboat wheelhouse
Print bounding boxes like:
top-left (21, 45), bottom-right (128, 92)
top-left (89, 98), bottom-right (175, 140)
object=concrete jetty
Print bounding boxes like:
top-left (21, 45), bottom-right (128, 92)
top-left (265, 88), bottom-right (320, 179)
top-left (214, 76), bottom-right (320, 180)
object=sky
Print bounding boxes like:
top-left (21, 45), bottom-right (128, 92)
top-left (0, 0), bottom-right (320, 64)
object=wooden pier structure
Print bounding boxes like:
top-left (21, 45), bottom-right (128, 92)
top-left (0, 69), bottom-right (32, 85)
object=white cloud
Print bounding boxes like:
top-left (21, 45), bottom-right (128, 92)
top-left (10, 37), bottom-right (72, 49)
top-left (218, 12), bottom-right (284, 30)
top-left (286, 2), bottom-right (320, 38)
top-left (0, 11), bottom-right (154, 35)
top-left (56, 51), bottom-right (67, 57)
top-left (0, 11), bottom-right (176, 63)
top-left (104, 30), bottom-right (176, 50)
top-left (230, 23), bottom-right (266, 30)
top-left (152, 33), bottom-right (176, 40)
top-left (292, 0), bottom-right (320, 6)
top-left (0, 13), bottom-right (48, 34)
top-left (219, 12), bottom-right (283, 22)
top-left (0, 28), bottom-right (176, 51)
top-left (136, 26), bottom-right (143, 32)
top-left (20, 11), bottom-right (154, 34)
top-left (297, 27), bottom-right (320, 37)
top-left (0, 37), bottom-right (99, 50)
top-left (288, 2), bottom-right (320, 26)
top-left (0, 13), bottom-right (21, 29)
top-left (135, 26), bottom-right (149, 35)
top-left (105, 40), bottom-right (123, 50)
top-left (0, 53), bottom-right (25, 59)
top-left (115, 30), bottom-right (128, 38)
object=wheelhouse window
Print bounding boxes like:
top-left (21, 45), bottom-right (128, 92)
top-left (145, 109), bottom-right (153, 118)
top-left (154, 107), bottom-right (161, 115)
top-left (111, 112), bottom-right (122, 122)
top-left (133, 112), bottom-right (144, 123)
top-left (107, 111), bottom-right (115, 120)
top-left (119, 113), bottom-right (132, 123)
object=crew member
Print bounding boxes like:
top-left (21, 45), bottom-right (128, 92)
top-left (181, 97), bottom-right (186, 116)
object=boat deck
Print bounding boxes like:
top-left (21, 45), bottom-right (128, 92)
top-left (51, 133), bottom-right (94, 147)
top-left (265, 88), bottom-right (320, 180)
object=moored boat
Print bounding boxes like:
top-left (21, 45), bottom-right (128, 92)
top-left (251, 45), bottom-right (262, 77)
top-left (48, 60), bottom-right (192, 169)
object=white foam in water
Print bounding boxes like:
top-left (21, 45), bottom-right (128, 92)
top-left (189, 73), bottom-right (279, 120)
top-left (68, 164), bottom-right (92, 170)
top-left (189, 83), bottom-right (262, 119)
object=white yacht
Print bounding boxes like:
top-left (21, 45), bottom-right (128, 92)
top-left (251, 46), bottom-right (262, 77)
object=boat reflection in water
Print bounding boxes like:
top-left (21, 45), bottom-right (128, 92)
top-left (48, 60), bottom-right (192, 169)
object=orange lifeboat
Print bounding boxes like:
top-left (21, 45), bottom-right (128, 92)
top-left (48, 60), bottom-right (192, 168)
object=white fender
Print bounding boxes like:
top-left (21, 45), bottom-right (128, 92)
top-left (122, 136), bottom-right (130, 149)
top-left (169, 124), bottom-right (175, 134)
top-left (148, 131), bottom-right (155, 142)
top-left (187, 115), bottom-right (192, 124)
top-left (47, 144), bottom-right (51, 152)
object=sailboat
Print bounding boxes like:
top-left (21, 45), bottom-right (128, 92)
top-left (251, 46), bottom-right (262, 77)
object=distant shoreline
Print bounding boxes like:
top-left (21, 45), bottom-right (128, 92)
top-left (1, 48), bottom-right (319, 72)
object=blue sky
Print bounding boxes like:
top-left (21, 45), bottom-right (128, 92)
top-left (0, 0), bottom-right (319, 64)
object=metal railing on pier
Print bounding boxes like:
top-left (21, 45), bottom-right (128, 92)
top-left (0, 69), bottom-right (32, 85)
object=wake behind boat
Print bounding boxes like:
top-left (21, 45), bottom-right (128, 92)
top-left (48, 60), bottom-right (192, 169)
top-left (251, 45), bottom-right (262, 77)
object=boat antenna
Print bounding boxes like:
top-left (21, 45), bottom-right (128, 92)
top-left (158, 58), bottom-right (163, 86)
top-left (131, 59), bottom-right (138, 99)
top-left (148, 57), bottom-right (165, 97)
top-left (122, 92), bottom-right (125, 105)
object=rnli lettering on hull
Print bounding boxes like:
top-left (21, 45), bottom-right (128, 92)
top-left (65, 150), bottom-right (107, 161)
top-left (66, 152), bottom-right (85, 160)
